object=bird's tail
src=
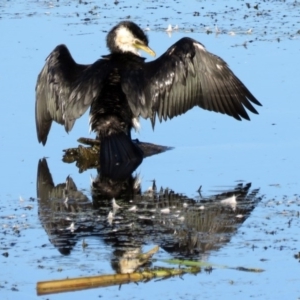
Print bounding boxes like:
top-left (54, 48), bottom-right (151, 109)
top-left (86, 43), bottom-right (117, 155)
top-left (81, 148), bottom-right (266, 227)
top-left (100, 132), bottom-right (143, 180)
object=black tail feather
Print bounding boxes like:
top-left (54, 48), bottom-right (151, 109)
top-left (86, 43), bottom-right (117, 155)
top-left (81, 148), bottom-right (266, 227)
top-left (100, 132), bottom-right (143, 180)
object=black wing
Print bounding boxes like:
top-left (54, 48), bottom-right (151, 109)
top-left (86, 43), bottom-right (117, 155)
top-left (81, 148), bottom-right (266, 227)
top-left (35, 45), bottom-right (88, 145)
top-left (35, 45), bottom-right (110, 145)
top-left (123, 37), bottom-right (261, 126)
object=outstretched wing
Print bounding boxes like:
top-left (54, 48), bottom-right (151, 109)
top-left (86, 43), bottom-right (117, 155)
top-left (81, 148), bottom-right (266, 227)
top-left (35, 45), bottom-right (88, 145)
top-left (123, 37), bottom-right (261, 126)
top-left (35, 45), bottom-right (111, 145)
top-left (64, 56), bottom-right (112, 130)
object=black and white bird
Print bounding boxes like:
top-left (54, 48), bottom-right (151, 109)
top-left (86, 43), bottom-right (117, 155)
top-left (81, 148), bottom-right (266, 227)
top-left (35, 21), bottom-right (261, 177)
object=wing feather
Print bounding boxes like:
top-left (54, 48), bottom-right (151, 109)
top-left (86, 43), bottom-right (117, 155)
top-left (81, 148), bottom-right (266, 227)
top-left (64, 58), bottom-right (111, 126)
top-left (123, 37), bottom-right (261, 125)
top-left (35, 45), bottom-right (88, 145)
top-left (35, 46), bottom-right (111, 145)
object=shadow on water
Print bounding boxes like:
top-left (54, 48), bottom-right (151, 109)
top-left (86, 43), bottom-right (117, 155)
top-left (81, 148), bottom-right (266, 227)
top-left (37, 155), bottom-right (262, 271)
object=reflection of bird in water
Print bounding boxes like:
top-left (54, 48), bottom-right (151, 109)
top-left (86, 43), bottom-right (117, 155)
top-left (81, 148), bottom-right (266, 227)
top-left (36, 21), bottom-right (261, 176)
top-left (37, 158), bottom-right (93, 255)
top-left (37, 159), bottom-right (262, 267)
top-left (37, 158), bottom-right (261, 259)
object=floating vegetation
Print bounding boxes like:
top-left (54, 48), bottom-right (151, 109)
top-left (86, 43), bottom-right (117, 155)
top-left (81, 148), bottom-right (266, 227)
top-left (162, 258), bottom-right (264, 273)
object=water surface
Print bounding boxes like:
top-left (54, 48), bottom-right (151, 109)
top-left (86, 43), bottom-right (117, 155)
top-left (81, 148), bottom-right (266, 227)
top-left (0, 1), bottom-right (299, 299)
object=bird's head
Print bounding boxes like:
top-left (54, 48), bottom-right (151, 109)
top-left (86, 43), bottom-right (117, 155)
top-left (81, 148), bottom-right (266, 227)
top-left (107, 21), bottom-right (156, 57)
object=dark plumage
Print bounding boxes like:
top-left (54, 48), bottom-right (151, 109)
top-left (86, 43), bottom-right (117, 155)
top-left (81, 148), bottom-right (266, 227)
top-left (35, 21), bottom-right (261, 177)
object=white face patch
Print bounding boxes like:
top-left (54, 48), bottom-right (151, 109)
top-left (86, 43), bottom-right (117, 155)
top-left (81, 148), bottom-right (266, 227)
top-left (115, 26), bottom-right (139, 54)
top-left (194, 42), bottom-right (206, 52)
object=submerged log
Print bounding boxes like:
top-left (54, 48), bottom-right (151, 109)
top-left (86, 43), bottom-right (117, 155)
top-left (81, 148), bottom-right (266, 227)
top-left (62, 137), bottom-right (172, 172)
top-left (37, 266), bottom-right (200, 295)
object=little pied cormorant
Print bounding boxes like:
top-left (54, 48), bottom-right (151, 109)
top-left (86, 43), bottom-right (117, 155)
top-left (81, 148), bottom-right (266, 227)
top-left (36, 21), bottom-right (261, 177)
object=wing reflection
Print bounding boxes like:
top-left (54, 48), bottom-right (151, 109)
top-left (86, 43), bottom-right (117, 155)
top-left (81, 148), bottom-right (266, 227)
top-left (37, 158), bottom-right (261, 270)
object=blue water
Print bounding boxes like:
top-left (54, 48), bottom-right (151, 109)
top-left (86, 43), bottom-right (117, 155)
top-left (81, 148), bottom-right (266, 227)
top-left (0, 1), bottom-right (299, 299)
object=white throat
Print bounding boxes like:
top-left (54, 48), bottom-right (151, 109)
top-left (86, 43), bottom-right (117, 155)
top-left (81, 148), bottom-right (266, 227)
top-left (115, 26), bottom-right (139, 55)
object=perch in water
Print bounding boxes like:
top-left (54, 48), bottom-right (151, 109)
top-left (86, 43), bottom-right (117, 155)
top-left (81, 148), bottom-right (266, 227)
top-left (35, 21), bottom-right (261, 176)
